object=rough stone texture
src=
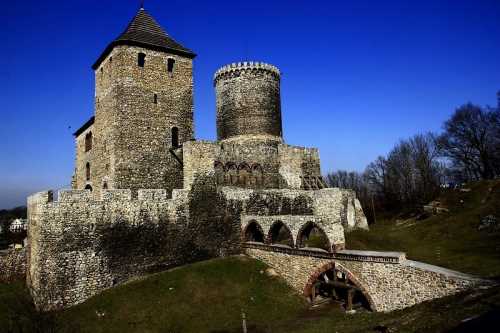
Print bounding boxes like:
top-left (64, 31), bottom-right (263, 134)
top-left (214, 62), bottom-right (282, 141)
top-left (0, 248), bottom-right (26, 282)
top-left (241, 215), bottom-right (345, 249)
top-left (246, 248), bottom-right (483, 312)
top-left (74, 45), bottom-right (193, 197)
top-left (27, 10), bottom-right (372, 312)
top-left (27, 185), bottom-right (240, 311)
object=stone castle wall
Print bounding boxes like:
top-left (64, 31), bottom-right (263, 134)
top-left (27, 183), bottom-right (240, 311)
top-left (182, 140), bottom-right (325, 191)
top-left (73, 124), bottom-right (94, 190)
top-left (74, 45), bottom-right (194, 196)
top-left (214, 62), bottom-right (282, 141)
top-left (0, 248), bottom-right (26, 283)
top-left (247, 248), bottom-right (480, 312)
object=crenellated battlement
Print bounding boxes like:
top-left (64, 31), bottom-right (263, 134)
top-left (213, 61), bottom-right (280, 85)
top-left (28, 189), bottom-right (183, 206)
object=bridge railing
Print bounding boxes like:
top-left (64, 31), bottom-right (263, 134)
top-left (243, 242), bottom-right (405, 264)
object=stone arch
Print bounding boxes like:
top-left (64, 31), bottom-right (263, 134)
top-left (296, 221), bottom-right (332, 251)
top-left (242, 220), bottom-right (265, 243)
top-left (252, 164), bottom-right (264, 188)
top-left (214, 161), bottom-right (224, 185)
top-left (267, 220), bottom-right (294, 247)
top-left (303, 261), bottom-right (376, 311)
top-left (238, 163), bottom-right (251, 186)
top-left (225, 163), bottom-right (238, 185)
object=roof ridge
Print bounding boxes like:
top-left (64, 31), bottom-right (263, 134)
top-left (92, 8), bottom-right (195, 70)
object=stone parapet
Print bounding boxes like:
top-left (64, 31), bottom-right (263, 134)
top-left (213, 61), bottom-right (280, 85)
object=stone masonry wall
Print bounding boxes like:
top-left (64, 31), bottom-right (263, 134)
top-left (247, 248), bottom-right (479, 312)
top-left (89, 45), bottom-right (194, 197)
top-left (27, 182), bottom-right (240, 311)
top-left (0, 248), bottom-right (26, 283)
top-left (220, 188), bottom-right (368, 231)
top-left (214, 62), bottom-right (282, 141)
top-left (74, 124), bottom-right (94, 190)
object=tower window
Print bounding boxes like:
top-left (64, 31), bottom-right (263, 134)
top-left (167, 58), bottom-right (175, 73)
top-left (109, 56), bottom-right (112, 63)
top-left (85, 132), bottom-right (92, 152)
top-left (138, 53), bottom-right (146, 67)
top-left (86, 162), bottom-right (91, 181)
top-left (171, 127), bottom-right (179, 148)
top-left (154, 93), bottom-right (158, 104)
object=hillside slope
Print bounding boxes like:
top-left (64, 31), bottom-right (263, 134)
top-left (1, 256), bottom-right (499, 332)
top-left (346, 180), bottom-right (500, 277)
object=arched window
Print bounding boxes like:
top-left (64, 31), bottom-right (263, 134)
top-left (238, 163), bottom-right (251, 186)
top-left (153, 93), bottom-right (158, 104)
top-left (214, 162), bottom-right (224, 185)
top-left (243, 221), bottom-right (265, 243)
top-left (167, 58), bottom-right (175, 73)
top-left (171, 127), bottom-right (179, 147)
top-left (252, 164), bottom-right (264, 188)
top-left (226, 163), bottom-right (238, 185)
top-left (84, 184), bottom-right (93, 191)
top-left (85, 162), bottom-right (91, 181)
top-left (85, 132), bottom-right (92, 152)
top-left (138, 53), bottom-right (146, 67)
top-left (103, 182), bottom-right (108, 189)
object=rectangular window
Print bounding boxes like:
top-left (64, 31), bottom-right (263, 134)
top-left (154, 93), bottom-right (158, 104)
top-left (167, 58), bottom-right (175, 73)
top-left (138, 53), bottom-right (146, 67)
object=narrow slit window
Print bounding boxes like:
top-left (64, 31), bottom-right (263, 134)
top-left (138, 53), bottom-right (146, 67)
top-left (154, 93), bottom-right (158, 104)
top-left (85, 132), bottom-right (92, 152)
top-left (171, 127), bottom-right (179, 148)
top-left (86, 162), bottom-right (91, 181)
top-left (167, 58), bottom-right (175, 73)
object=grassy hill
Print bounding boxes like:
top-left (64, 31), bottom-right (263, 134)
top-left (1, 180), bottom-right (499, 332)
top-left (1, 256), bottom-right (499, 333)
top-left (346, 179), bottom-right (500, 277)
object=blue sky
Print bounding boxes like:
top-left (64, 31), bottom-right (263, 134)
top-left (1, 0), bottom-right (499, 209)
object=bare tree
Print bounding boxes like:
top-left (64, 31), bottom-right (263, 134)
top-left (438, 104), bottom-right (500, 180)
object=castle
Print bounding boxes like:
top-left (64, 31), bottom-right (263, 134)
top-left (25, 7), bottom-right (484, 313)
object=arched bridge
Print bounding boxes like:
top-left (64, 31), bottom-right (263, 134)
top-left (242, 238), bottom-right (488, 312)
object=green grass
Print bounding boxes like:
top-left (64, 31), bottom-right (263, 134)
top-left (51, 256), bottom-right (306, 333)
top-left (1, 256), bottom-right (500, 332)
top-left (346, 180), bottom-right (500, 277)
top-left (1, 180), bottom-right (500, 332)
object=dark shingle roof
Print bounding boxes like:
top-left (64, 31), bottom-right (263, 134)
top-left (92, 8), bottom-right (195, 69)
top-left (73, 116), bottom-right (95, 137)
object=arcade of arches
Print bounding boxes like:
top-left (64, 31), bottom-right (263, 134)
top-left (243, 219), bottom-right (332, 252)
top-left (215, 162), bottom-right (264, 188)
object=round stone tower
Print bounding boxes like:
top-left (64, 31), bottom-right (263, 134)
top-left (214, 62), bottom-right (282, 142)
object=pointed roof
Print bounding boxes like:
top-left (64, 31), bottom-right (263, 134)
top-left (92, 8), bottom-right (195, 69)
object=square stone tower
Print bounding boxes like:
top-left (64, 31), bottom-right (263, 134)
top-left (73, 8), bottom-right (195, 196)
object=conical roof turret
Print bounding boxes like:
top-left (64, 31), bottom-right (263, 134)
top-left (92, 8), bottom-right (195, 69)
